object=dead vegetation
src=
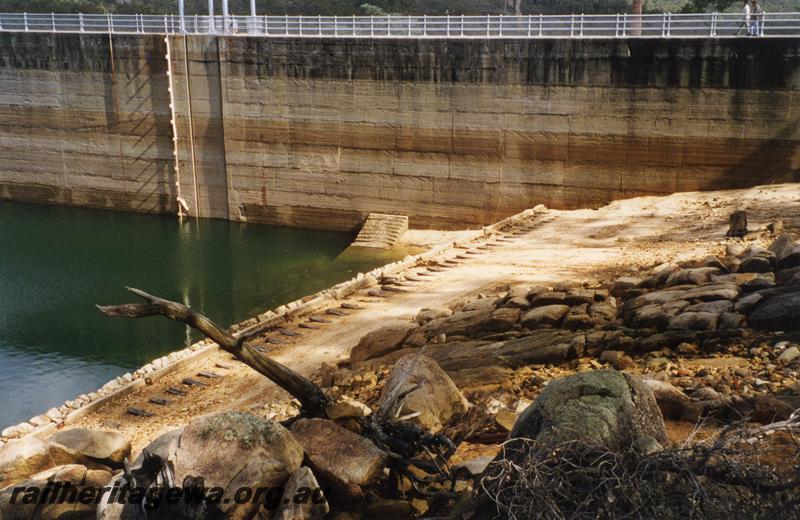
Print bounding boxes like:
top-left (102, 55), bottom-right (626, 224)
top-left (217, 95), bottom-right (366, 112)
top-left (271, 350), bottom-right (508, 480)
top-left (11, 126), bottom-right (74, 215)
top-left (477, 419), bottom-right (800, 520)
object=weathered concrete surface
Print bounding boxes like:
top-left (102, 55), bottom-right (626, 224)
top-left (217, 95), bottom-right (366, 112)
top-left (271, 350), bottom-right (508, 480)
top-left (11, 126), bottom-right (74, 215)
top-left (1, 34), bottom-right (799, 229)
top-left (0, 33), bottom-right (176, 214)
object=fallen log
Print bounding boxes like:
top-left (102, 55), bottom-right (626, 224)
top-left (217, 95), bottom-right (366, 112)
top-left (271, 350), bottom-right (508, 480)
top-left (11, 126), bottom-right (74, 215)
top-left (97, 287), bottom-right (330, 416)
top-left (98, 288), bottom-right (456, 500)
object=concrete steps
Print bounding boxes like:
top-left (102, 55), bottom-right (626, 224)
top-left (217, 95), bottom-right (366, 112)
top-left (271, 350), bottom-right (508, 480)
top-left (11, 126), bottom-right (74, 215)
top-left (339, 213), bottom-right (408, 259)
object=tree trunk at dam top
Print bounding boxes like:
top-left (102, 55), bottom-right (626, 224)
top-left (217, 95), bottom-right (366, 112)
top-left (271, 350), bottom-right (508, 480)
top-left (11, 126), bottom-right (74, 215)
top-left (97, 287), bottom-right (331, 416)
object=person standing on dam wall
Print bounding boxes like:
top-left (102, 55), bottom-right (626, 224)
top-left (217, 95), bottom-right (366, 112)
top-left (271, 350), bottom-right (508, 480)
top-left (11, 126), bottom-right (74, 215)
top-left (740, 0), bottom-right (752, 35)
top-left (751, 0), bottom-right (765, 36)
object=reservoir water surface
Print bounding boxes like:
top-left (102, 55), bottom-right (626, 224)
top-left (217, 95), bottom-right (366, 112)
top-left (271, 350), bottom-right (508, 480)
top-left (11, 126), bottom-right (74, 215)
top-left (0, 201), bottom-right (405, 428)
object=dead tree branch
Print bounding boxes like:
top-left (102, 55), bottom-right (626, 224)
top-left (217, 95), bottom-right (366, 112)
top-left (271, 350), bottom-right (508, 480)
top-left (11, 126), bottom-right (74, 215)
top-left (97, 287), bottom-right (330, 416)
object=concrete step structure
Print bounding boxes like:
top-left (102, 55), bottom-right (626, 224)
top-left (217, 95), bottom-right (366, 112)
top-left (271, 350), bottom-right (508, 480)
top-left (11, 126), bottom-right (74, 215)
top-left (339, 213), bottom-right (408, 260)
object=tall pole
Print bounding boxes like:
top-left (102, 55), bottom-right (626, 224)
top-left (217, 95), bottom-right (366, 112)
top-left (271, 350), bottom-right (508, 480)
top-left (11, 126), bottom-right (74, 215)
top-left (249, 0), bottom-right (257, 33)
top-left (178, 0), bottom-right (185, 33)
top-left (632, 0), bottom-right (642, 36)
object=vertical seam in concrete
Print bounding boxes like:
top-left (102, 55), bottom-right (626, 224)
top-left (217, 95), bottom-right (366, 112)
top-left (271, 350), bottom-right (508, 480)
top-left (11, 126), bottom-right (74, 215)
top-left (183, 34), bottom-right (200, 219)
top-left (107, 33), bottom-right (127, 188)
top-left (216, 37), bottom-right (232, 220)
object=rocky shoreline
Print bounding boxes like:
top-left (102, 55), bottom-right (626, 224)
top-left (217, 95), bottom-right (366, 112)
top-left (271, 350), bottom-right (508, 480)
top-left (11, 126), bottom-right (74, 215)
top-left (1, 204), bottom-right (799, 518)
top-left (0, 208), bottom-right (542, 448)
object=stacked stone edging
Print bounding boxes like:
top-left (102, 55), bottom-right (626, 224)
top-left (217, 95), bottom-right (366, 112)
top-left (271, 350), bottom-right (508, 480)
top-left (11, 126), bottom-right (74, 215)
top-left (0, 207), bottom-right (542, 448)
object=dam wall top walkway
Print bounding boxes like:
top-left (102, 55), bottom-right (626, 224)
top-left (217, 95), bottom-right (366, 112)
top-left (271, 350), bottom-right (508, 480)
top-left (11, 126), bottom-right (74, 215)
top-left (1, 12), bottom-right (800, 38)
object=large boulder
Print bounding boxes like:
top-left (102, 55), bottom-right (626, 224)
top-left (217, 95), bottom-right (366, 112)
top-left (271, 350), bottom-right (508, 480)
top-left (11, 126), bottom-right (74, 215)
top-left (521, 305), bottom-right (569, 328)
top-left (769, 232), bottom-right (800, 268)
top-left (739, 249), bottom-right (777, 273)
top-left (749, 291), bottom-right (800, 331)
top-left (377, 354), bottom-right (469, 433)
top-left (134, 412), bottom-right (303, 520)
top-left (508, 370), bottom-right (667, 455)
top-left (48, 428), bottom-right (130, 469)
top-left (668, 311), bottom-right (718, 331)
top-left (768, 234), bottom-right (795, 259)
top-left (643, 379), bottom-right (701, 422)
top-left (420, 307), bottom-right (520, 339)
top-left (625, 300), bottom-right (689, 330)
top-left (350, 324), bottom-right (417, 364)
top-left (269, 466), bottom-right (329, 520)
top-left (290, 419), bottom-right (386, 500)
top-left (414, 307), bottom-right (453, 325)
top-left (0, 464), bottom-right (113, 520)
top-left (482, 307), bottom-right (522, 332)
top-left (680, 283), bottom-right (740, 302)
top-left (424, 330), bottom-right (583, 375)
top-left (664, 267), bottom-right (719, 287)
top-left (96, 473), bottom-right (131, 520)
top-left (135, 426), bottom-right (182, 462)
top-left (0, 436), bottom-right (90, 490)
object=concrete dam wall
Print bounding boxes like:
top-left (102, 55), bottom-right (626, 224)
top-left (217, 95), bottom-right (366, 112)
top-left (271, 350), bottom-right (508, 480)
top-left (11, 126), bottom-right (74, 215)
top-left (1, 33), bottom-right (798, 230)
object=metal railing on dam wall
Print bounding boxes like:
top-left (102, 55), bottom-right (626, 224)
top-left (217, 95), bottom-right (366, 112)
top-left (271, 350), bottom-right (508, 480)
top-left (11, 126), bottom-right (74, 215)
top-left (0, 12), bottom-right (799, 38)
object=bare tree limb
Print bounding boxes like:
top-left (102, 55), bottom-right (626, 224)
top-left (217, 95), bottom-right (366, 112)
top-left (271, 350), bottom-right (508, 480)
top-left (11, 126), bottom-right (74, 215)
top-left (98, 287), bottom-right (329, 416)
top-left (99, 287), bottom-right (458, 494)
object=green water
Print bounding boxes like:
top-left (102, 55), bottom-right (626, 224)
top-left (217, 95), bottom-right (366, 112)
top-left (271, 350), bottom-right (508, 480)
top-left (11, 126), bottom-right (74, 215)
top-left (0, 201), bottom-right (404, 429)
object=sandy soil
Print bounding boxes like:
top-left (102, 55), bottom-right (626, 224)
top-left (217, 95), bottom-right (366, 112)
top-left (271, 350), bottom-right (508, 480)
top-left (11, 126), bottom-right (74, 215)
top-left (69, 183), bottom-right (800, 454)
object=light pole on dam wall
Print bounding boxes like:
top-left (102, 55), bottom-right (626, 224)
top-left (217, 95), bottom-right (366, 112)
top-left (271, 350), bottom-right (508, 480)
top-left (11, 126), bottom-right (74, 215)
top-left (180, 0), bottom-right (258, 34)
top-left (632, 0), bottom-right (643, 36)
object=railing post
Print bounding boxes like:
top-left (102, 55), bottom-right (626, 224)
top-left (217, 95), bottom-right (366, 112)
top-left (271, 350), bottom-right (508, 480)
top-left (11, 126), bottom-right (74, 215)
top-left (334, 15), bottom-right (337, 37)
top-left (409, 15), bottom-right (412, 37)
top-left (579, 13), bottom-right (584, 36)
top-left (710, 12), bottom-right (716, 36)
top-left (388, 14), bottom-right (391, 37)
top-left (79, 13), bottom-right (84, 33)
top-left (24, 12), bottom-right (28, 32)
top-left (499, 14), bottom-right (503, 37)
top-left (486, 15), bottom-right (490, 37)
top-left (539, 13), bottom-right (543, 36)
top-left (370, 15), bottom-right (374, 37)
top-left (666, 12), bottom-right (671, 36)
top-left (570, 14), bottom-right (574, 37)
top-left (461, 14), bottom-right (464, 37)
top-left (51, 13), bottom-right (56, 32)
top-left (623, 13), bottom-right (627, 37)
top-left (661, 13), bottom-right (666, 37)
top-left (108, 13), bottom-right (113, 34)
top-left (284, 14), bottom-right (288, 36)
top-left (446, 14), bottom-right (450, 37)
top-left (615, 13), bottom-right (619, 37)
top-left (318, 14), bottom-right (322, 36)
top-left (527, 14), bottom-right (532, 37)
top-left (352, 14), bottom-right (356, 37)
top-left (423, 14), bottom-right (427, 37)
top-left (0, 14), bottom-right (4, 32)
